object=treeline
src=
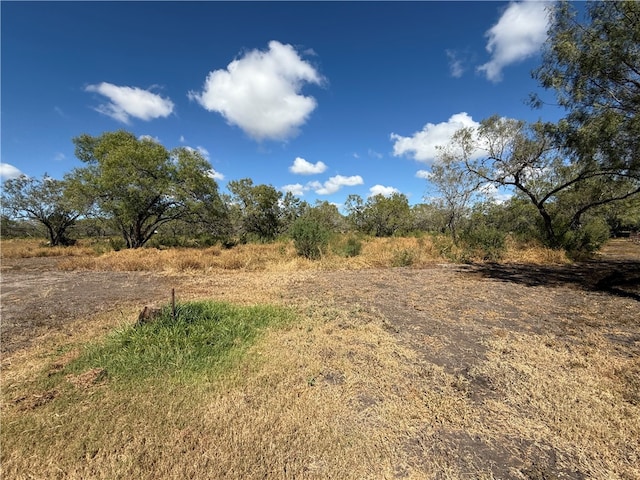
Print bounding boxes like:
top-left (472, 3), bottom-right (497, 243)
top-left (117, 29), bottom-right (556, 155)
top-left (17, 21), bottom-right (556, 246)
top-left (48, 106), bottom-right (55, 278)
top-left (2, 2), bottom-right (639, 259)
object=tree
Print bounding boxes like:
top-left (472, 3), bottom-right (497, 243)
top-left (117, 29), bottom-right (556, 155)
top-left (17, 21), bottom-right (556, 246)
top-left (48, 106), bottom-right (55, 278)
top-left (429, 148), bottom-right (483, 244)
top-left (362, 193), bottom-right (412, 237)
top-left (70, 130), bottom-right (225, 248)
top-left (532, 1), bottom-right (640, 176)
top-left (1, 174), bottom-right (85, 246)
top-left (344, 194), bottom-right (366, 232)
top-left (227, 178), bottom-right (282, 242)
top-left (279, 191), bottom-right (309, 235)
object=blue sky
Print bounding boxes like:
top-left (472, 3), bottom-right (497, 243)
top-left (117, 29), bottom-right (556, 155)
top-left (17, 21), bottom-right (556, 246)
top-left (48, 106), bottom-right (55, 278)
top-left (2, 1), bottom-right (561, 207)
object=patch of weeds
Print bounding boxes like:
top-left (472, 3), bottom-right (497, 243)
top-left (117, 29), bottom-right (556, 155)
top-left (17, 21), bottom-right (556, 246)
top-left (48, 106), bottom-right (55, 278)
top-left (65, 301), bottom-right (296, 384)
top-left (391, 248), bottom-right (416, 267)
top-left (340, 236), bottom-right (363, 257)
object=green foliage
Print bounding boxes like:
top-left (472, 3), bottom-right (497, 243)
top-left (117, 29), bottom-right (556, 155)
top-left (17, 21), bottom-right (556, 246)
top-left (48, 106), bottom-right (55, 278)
top-left (460, 224), bottom-right (506, 262)
top-left (70, 131), bottom-right (226, 248)
top-left (533, 0), bottom-right (640, 175)
top-left (1, 174), bottom-right (85, 246)
top-left (66, 301), bottom-right (294, 384)
top-left (347, 193), bottom-right (412, 237)
top-left (340, 235), bottom-right (363, 258)
top-left (227, 178), bottom-right (282, 242)
top-left (290, 215), bottom-right (330, 260)
top-left (560, 217), bottom-right (611, 258)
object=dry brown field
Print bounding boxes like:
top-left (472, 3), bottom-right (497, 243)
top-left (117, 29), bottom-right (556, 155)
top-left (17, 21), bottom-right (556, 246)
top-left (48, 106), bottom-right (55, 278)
top-left (1, 237), bottom-right (638, 479)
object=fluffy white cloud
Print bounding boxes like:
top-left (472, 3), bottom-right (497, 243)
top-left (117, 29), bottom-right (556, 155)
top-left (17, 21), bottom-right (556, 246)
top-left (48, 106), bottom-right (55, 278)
top-left (189, 40), bottom-right (324, 141)
top-left (85, 82), bottom-right (174, 123)
top-left (390, 112), bottom-right (480, 163)
top-left (281, 183), bottom-right (306, 196)
top-left (415, 170), bottom-right (433, 180)
top-left (309, 175), bottom-right (363, 195)
top-left (208, 169), bottom-right (225, 181)
top-left (289, 157), bottom-right (327, 175)
top-left (477, 1), bottom-right (550, 82)
top-left (369, 185), bottom-right (399, 197)
top-left (139, 135), bottom-right (161, 143)
top-left (0, 163), bottom-right (24, 180)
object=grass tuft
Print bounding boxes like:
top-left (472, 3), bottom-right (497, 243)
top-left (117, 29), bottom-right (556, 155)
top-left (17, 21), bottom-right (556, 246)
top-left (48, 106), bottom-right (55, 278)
top-left (65, 301), bottom-right (295, 384)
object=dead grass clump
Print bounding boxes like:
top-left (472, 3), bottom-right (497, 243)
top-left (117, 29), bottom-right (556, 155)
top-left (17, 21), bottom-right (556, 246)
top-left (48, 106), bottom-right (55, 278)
top-left (0, 238), bottom-right (96, 259)
top-left (502, 237), bottom-right (570, 264)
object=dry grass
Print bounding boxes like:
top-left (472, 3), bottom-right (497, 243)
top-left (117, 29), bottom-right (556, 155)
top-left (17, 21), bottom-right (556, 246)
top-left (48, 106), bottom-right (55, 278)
top-left (5, 237), bottom-right (634, 478)
top-left (30, 235), bottom-right (565, 273)
top-left (502, 236), bottom-right (570, 264)
top-left (0, 302), bottom-right (472, 479)
top-left (0, 238), bottom-right (97, 259)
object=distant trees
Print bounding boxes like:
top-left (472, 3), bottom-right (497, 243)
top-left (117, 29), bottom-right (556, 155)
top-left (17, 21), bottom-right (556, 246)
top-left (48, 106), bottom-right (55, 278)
top-left (226, 178), bottom-right (282, 242)
top-left (1, 174), bottom-right (86, 246)
top-left (345, 193), bottom-right (411, 237)
top-left (420, 1), bottom-right (640, 253)
top-left (70, 130), bottom-right (226, 248)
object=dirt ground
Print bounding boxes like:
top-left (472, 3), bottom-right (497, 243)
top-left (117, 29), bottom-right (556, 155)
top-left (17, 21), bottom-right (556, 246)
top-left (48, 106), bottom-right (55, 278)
top-left (1, 240), bottom-right (639, 478)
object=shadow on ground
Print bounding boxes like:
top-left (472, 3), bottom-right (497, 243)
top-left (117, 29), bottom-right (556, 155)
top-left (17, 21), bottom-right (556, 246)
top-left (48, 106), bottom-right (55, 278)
top-left (467, 258), bottom-right (640, 301)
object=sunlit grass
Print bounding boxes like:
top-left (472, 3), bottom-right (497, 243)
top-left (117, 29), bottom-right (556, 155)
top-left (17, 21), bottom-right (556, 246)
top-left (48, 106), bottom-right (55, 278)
top-left (66, 301), bottom-right (295, 384)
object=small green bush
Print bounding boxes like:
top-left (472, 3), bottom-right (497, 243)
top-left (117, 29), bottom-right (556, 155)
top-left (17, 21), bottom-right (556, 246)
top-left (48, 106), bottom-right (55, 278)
top-left (341, 236), bottom-right (363, 257)
top-left (290, 217), bottom-right (330, 260)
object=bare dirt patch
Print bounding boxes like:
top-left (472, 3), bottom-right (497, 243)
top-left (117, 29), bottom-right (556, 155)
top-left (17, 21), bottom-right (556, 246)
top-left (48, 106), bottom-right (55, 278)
top-left (1, 240), bottom-right (639, 478)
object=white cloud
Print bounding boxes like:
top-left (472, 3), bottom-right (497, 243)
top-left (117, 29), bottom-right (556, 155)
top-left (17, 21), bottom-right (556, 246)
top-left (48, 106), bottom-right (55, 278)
top-left (184, 145), bottom-right (211, 161)
top-left (369, 185), bottom-right (399, 197)
top-left (54, 152), bottom-right (66, 162)
top-left (188, 40), bottom-right (324, 141)
top-left (368, 149), bottom-right (383, 159)
top-left (139, 135), bottom-right (161, 143)
top-left (281, 183), bottom-right (305, 196)
top-left (85, 82), bottom-right (174, 124)
top-left (0, 163), bottom-right (23, 180)
top-left (415, 170), bottom-right (433, 180)
top-left (477, 1), bottom-right (550, 82)
top-left (289, 157), bottom-right (327, 175)
top-left (208, 169), bottom-right (225, 181)
top-left (390, 112), bottom-right (480, 163)
top-left (310, 175), bottom-right (363, 195)
top-left (446, 49), bottom-right (465, 78)
top-left (479, 183), bottom-right (513, 204)
top-left (179, 135), bottom-right (186, 143)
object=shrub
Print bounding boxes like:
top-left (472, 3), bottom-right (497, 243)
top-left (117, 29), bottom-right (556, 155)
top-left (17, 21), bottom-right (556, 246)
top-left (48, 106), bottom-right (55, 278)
top-left (461, 225), bottom-right (507, 262)
top-left (290, 216), bottom-right (330, 260)
top-left (341, 235), bottom-right (363, 257)
top-left (391, 248), bottom-right (416, 267)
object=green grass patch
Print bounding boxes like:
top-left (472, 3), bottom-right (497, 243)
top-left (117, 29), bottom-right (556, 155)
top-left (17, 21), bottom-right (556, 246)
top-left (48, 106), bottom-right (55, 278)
top-left (65, 301), bottom-right (295, 385)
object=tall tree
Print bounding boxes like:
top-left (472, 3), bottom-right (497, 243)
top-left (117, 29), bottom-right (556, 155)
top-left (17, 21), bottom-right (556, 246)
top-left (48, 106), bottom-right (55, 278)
top-left (362, 193), bottom-right (412, 237)
top-left (71, 130), bottom-right (225, 248)
top-left (442, 116), bottom-right (638, 250)
top-left (532, 0), bottom-right (640, 180)
top-left (227, 178), bottom-right (282, 241)
top-left (1, 174), bottom-right (85, 246)
top-left (429, 147), bottom-right (483, 244)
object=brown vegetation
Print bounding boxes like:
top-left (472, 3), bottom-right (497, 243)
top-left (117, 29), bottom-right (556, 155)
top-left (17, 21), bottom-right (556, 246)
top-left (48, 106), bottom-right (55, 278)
top-left (1, 237), bottom-right (637, 479)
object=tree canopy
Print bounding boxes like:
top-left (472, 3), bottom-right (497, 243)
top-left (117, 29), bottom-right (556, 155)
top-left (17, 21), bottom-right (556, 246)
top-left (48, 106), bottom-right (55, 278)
top-left (533, 0), bottom-right (640, 176)
top-left (70, 130), bottom-right (225, 248)
top-left (1, 174), bottom-right (86, 246)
